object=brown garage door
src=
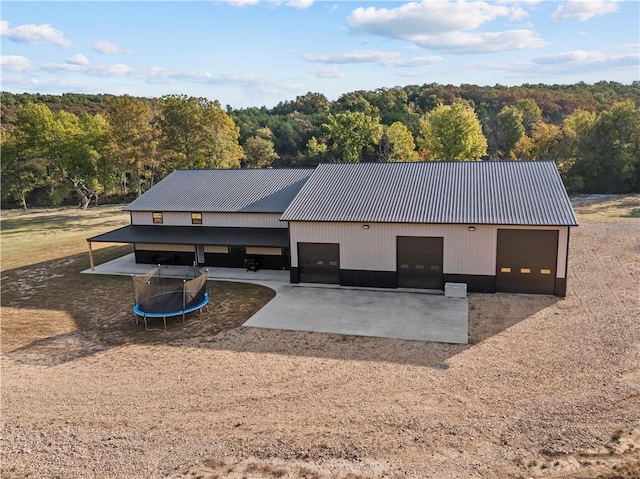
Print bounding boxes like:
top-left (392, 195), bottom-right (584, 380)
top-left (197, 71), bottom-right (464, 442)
top-left (397, 236), bottom-right (444, 289)
top-left (496, 229), bottom-right (558, 295)
top-left (298, 242), bottom-right (340, 284)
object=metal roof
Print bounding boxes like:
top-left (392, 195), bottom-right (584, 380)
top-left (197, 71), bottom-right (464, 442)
top-left (281, 161), bottom-right (578, 226)
top-left (124, 169), bottom-right (315, 213)
top-left (88, 225), bottom-right (289, 248)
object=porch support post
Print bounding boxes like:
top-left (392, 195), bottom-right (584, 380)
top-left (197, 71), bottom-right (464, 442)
top-left (88, 241), bottom-right (95, 271)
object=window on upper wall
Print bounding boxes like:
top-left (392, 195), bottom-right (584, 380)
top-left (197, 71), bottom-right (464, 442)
top-left (191, 212), bottom-right (203, 225)
top-left (152, 212), bottom-right (163, 224)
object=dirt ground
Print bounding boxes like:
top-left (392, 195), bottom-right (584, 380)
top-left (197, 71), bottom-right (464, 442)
top-left (1, 199), bottom-right (639, 478)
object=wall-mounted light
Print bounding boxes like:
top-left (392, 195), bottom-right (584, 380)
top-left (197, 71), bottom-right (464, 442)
top-left (363, 224), bottom-right (370, 229)
top-left (468, 226), bottom-right (476, 231)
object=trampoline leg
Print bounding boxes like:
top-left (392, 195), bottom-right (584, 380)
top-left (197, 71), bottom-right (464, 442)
top-left (142, 315), bottom-right (166, 332)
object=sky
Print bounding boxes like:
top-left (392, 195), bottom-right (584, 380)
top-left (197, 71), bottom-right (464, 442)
top-left (1, 0), bottom-right (638, 108)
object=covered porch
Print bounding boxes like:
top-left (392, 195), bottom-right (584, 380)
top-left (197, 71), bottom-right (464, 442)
top-left (86, 225), bottom-right (291, 272)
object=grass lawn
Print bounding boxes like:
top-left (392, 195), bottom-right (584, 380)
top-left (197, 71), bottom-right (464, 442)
top-left (571, 193), bottom-right (640, 222)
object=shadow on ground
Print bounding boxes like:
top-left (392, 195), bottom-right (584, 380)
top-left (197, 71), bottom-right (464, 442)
top-left (1, 247), bottom-right (558, 368)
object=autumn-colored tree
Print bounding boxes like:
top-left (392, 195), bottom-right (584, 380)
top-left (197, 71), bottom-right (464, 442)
top-left (513, 120), bottom-right (561, 160)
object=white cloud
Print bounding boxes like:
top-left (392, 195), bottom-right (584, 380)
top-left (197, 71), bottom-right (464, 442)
top-left (92, 40), bottom-right (130, 54)
top-left (142, 67), bottom-right (293, 88)
top-left (89, 64), bottom-right (135, 76)
top-left (348, 1), bottom-right (512, 37)
top-left (300, 50), bottom-right (443, 69)
top-left (309, 67), bottom-right (345, 78)
top-left (0, 55), bottom-right (33, 73)
top-left (224, 0), bottom-right (258, 6)
top-left (496, 0), bottom-right (542, 4)
top-left (0, 20), bottom-right (72, 47)
top-left (385, 56), bottom-right (442, 67)
top-left (347, 0), bottom-right (545, 54)
top-left (480, 44), bottom-right (639, 75)
top-left (300, 50), bottom-right (399, 64)
top-left (551, 0), bottom-right (619, 21)
top-left (532, 47), bottom-right (638, 71)
top-left (286, 0), bottom-right (314, 9)
top-left (67, 53), bottom-right (89, 65)
top-left (43, 62), bottom-right (134, 76)
top-left (509, 7), bottom-right (529, 20)
top-left (42, 63), bottom-right (84, 73)
top-left (412, 29), bottom-right (547, 53)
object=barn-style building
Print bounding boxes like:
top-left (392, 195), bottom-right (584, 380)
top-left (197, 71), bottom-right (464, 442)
top-left (88, 161), bottom-right (578, 296)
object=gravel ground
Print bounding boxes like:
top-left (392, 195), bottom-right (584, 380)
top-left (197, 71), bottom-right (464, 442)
top-left (1, 221), bottom-right (639, 479)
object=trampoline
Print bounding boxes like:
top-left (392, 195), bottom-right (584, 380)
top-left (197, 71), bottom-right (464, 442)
top-left (132, 265), bottom-right (209, 330)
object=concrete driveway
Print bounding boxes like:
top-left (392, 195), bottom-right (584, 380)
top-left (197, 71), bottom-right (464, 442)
top-left (84, 254), bottom-right (468, 344)
top-left (244, 284), bottom-right (468, 344)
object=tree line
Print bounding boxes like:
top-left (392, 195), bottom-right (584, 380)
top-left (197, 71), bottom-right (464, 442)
top-left (1, 81), bottom-right (639, 210)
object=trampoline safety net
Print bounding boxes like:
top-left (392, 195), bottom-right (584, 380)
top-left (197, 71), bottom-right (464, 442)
top-left (132, 266), bottom-right (208, 315)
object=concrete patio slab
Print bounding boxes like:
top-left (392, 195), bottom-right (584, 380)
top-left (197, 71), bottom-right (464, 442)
top-left (83, 253), bottom-right (469, 343)
top-left (82, 253), bottom-right (290, 282)
top-left (244, 284), bottom-right (469, 344)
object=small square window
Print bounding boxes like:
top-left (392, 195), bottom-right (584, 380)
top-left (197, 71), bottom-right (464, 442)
top-left (500, 267), bottom-right (511, 273)
top-left (540, 269), bottom-right (551, 275)
top-left (191, 212), bottom-right (203, 225)
top-left (152, 212), bottom-right (163, 224)
top-left (521, 268), bottom-right (531, 274)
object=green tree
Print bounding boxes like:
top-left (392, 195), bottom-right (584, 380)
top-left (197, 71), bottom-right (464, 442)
top-left (0, 127), bottom-right (46, 209)
top-left (575, 101), bottom-right (640, 192)
top-left (305, 136), bottom-right (329, 164)
top-left (379, 121), bottom-right (418, 162)
top-left (555, 110), bottom-right (597, 191)
top-left (6, 103), bottom-right (108, 209)
top-left (53, 111), bottom-right (109, 209)
top-left (332, 92), bottom-right (379, 117)
top-left (322, 112), bottom-right (382, 163)
top-left (514, 98), bottom-right (543, 134)
top-left (107, 95), bottom-right (156, 197)
top-left (242, 135), bottom-right (278, 168)
top-left (417, 103), bottom-right (487, 161)
top-left (156, 95), bottom-right (243, 171)
top-left (293, 92), bottom-right (330, 115)
top-left (496, 106), bottom-right (525, 158)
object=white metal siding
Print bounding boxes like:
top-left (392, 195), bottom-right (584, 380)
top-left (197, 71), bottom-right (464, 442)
top-left (135, 243), bottom-right (195, 252)
top-left (204, 245), bottom-right (228, 253)
top-left (289, 222), bottom-right (569, 278)
top-left (131, 211), bottom-right (285, 228)
top-left (246, 247), bottom-right (282, 255)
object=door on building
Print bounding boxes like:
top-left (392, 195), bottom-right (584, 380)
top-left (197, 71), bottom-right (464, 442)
top-left (196, 245), bottom-right (205, 265)
top-left (397, 236), bottom-right (444, 289)
top-left (298, 242), bottom-right (340, 284)
top-left (496, 229), bottom-right (558, 295)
